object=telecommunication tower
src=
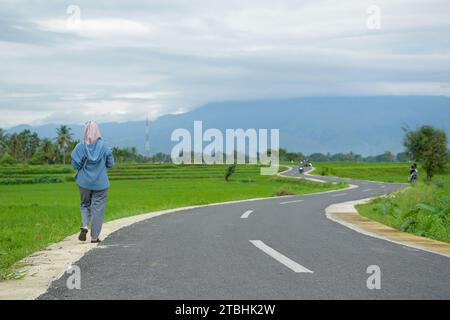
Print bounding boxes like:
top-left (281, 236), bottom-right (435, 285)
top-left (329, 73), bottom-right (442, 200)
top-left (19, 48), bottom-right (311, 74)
top-left (145, 115), bottom-right (150, 157)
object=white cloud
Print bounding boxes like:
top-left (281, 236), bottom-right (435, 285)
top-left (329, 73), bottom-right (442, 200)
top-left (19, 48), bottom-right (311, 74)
top-left (0, 109), bottom-right (51, 127)
top-left (0, 0), bottom-right (450, 127)
top-left (34, 18), bottom-right (153, 39)
top-left (112, 92), bottom-right (176, 100)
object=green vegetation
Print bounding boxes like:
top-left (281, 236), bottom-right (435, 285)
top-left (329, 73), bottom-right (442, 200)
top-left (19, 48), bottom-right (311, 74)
top-left (311, 161), bottom-right (450, 244)
top-left (404, 125), bottom-right (449, 180)
top-left (307, 151), bottom-right (409, 163)
top-left (0, 126), bottom-right (79, 165)
top-left (0, 163), bottom-right (345, 280)
top-left (357, 174), bottom-right (450, 244)
top-left (0, 126), bottom-right (170, 165)
top-left (224, 164), bottom-right (236, 181)
top-left (0, 126), bottom-right (429, 167)
top-left (312, 161), bottom-right (416, 183)
top-left (278, 148), bottom-right (304, 162)
top-left (55, 125), bottom-right (74, 165)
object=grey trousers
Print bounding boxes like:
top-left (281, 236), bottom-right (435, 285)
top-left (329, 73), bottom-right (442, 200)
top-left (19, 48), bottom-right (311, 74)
top-left (79, 187), bottom-right (108, 239)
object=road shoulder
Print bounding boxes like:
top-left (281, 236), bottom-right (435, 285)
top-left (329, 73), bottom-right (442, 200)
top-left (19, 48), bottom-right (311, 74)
top-left (326, 198), bottom-right (450, 258)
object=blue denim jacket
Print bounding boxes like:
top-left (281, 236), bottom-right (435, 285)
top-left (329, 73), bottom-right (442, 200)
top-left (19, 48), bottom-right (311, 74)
top-left (71, 139), bottom-right (114, 191)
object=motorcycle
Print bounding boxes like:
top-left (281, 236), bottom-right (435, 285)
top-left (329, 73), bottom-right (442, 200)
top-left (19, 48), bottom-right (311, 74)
top-left (409, 171), bottom-right (418, 183)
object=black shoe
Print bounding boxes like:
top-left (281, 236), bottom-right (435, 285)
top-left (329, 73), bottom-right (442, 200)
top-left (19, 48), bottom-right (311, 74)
top-left (78, 228), bottom-right (88, 241)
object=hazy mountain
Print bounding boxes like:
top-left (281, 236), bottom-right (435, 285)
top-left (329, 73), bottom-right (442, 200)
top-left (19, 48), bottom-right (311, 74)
top-left (7, 96), bottom-right (450, 156)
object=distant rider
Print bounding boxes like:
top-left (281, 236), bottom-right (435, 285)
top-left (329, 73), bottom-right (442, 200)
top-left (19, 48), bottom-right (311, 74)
top-left (409, 163), bottom-right (418, 183)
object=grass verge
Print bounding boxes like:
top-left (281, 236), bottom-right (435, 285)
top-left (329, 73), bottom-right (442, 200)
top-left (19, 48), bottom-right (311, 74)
top-left (357, 178), bottom-right (450, 244)
top-left (311, 162), bottom-right (450, 244)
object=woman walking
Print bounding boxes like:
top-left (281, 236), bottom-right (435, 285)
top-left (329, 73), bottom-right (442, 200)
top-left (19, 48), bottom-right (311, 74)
top-left (71, 121), bottom-right (115, 243)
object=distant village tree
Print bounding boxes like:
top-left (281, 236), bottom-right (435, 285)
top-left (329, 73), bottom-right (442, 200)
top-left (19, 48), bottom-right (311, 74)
top-left (56, 125), bottom-right (74, 165)
top-left (404, 125), bottom-right (448, 180)
top-left (383, 151), bottom-right (395, 162)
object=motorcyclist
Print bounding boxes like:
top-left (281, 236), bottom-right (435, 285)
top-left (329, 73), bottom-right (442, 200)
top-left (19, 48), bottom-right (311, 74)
top-left (409, 163), bottom-right (418, 183)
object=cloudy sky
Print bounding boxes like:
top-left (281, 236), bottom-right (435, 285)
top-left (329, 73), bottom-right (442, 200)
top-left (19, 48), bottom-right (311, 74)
top-left (1, 0), bottom-right (449, 127)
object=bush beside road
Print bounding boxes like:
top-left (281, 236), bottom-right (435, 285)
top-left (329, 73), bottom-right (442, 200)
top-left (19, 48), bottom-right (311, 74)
top-left (312, 162), bottom-right (450, 244)
top-left (357, 176), bottom-right (450, 244)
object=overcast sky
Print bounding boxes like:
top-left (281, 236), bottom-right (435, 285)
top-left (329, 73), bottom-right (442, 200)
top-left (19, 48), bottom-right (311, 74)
top-left (1, 0), bottom-right (449, 127)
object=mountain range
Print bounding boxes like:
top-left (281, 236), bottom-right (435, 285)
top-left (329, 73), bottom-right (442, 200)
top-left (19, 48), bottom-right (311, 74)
top-left (7, 96), bottom-right (450, 156)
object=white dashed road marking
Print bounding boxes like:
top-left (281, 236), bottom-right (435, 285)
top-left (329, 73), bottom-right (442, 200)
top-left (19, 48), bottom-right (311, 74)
top-left (331, 193), bottom-right (347, 197)
top-left (280, 199), bottom-right (304, 205)
top-left (250, 240), bottom-right (314, 273)
top-left (240, 210), bottom-right (254, 219)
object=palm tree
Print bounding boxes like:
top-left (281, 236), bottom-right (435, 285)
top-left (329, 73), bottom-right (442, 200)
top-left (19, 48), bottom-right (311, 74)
top-left (0, 128), bottom-right (8, 156)
top-left (40, 138), bottom-right (57, 164)
top-left (0, 128), bottom-right (6, 143)
top-left (19, 130), bottom-right (40, 162)
top-left (55, 125), bottom-right (73, 165)
top-left (112, 147), bottom-right (128, 164)
top-left (8, 133), bottom-right (22, 162)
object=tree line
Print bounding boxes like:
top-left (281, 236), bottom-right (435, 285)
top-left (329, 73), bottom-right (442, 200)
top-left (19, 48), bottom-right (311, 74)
top-left (0, 126), bottom-right (173, 165)
top-left (0, 126), bottom-right (76, 165)
top-left (280, 126), bottom-right (448, 180)
top-left (111, 147), bottom-right (171, 164)
top-left (278, 149), bottom-right (408, 163)
top-left (0, 125), bottom-right (448, 180)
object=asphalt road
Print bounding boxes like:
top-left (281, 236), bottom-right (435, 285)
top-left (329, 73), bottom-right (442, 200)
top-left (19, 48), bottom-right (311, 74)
top-left (40, 166), bottom-right (450, 300)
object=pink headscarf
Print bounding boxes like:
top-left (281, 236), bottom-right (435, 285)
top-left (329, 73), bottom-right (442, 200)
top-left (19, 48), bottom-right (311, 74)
top-left (83, 121), bottom-right (102, 144)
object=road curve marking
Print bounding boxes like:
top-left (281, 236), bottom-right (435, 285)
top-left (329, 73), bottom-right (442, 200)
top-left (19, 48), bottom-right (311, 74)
top-left (250, 240), bottom-right (314, 273)
top-left (280, 199), bottom-right (304, 205)
top-left (240, 210), bottom-right (254, 219)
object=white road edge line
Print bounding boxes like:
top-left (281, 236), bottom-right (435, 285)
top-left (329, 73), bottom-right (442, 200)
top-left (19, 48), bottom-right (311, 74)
top-left (240, 210), bottom-right (254, 219)
top-left (250, 240), bottom-right (314, 273)
top-left (362, 189), bottom-right (373, 192)
top-left (280, 199), bottom-right (304, 205)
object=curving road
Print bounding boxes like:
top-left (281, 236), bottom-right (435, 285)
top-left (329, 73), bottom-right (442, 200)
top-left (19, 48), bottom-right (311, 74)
top-left (40, 166), bottom-right (450, 300)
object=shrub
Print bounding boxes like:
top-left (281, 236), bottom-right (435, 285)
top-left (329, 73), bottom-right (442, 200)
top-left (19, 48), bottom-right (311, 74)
top-left (33, 176), bottom-right (63, 184)
top-left (275, 187), bottom-right (295, 196)
top-left (319, 167), bottom-right (336, 176)
top-left (0, 154), bottom-right (17, 165)
top-left (225, 164), bottom-right (236, 181)
top-left (0, 176), bottom-right (63, 185)
top-left (361, 180), bottom-right (450, 243)
top-left (433, 179), bottom-right (445, 189)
